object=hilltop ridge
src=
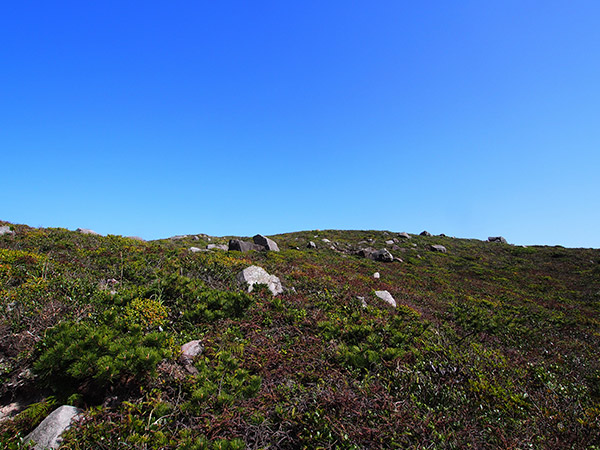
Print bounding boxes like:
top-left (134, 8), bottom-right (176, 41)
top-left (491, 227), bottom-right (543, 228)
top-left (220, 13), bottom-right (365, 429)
top-left (0, 221), bottom-right (599, 449)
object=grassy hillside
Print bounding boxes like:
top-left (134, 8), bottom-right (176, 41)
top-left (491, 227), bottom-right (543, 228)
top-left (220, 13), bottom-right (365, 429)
top-left (0, 221), bottom-right (599, 449)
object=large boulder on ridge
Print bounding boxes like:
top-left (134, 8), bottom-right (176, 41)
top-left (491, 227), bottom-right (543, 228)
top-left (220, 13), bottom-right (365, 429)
top-left (228, 239), bottom-right (263, 252)
top-left (253, 234), bottom-right (280, 251)
top-left (237, 266), bottom-right (283, 296)
top-left (25, 405), bottom-right (82, 450)
top-left (488, 236), bottom-right (507, 244)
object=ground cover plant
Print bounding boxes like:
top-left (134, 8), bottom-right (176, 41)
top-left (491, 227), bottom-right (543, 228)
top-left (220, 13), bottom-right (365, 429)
top-left (0, 221), bottom-right (599, 449)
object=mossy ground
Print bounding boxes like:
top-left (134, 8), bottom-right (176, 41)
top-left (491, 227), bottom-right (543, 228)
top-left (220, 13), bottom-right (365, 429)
top-left (0, 222), bottom-right (599, 449)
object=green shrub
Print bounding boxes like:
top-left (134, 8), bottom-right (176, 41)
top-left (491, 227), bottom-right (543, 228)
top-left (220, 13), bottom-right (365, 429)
top-left (34, 319), bottom-right (172, 398)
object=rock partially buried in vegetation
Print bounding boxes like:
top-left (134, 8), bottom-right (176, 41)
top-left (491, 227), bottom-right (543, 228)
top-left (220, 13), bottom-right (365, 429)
top-left (207, 243), bottom-right (228, 251)
top-left (189, 247), bottom-right (203, 253)
top-left (253, 234), bottom-right (280, 251)
top-left (372, 248), bottom-right (394, 262)
top-left (237, 265), bottom-right (283, 296)
top-left (75, 228), bottom-right (100, 236)
top-left (25, 405), bottom-right (82, 450)
top-left (374, 290), bottom-right (396, 307)
top-left (307, 241), bottom-right (317, 249)
top-left (357, 247), bottom-right (394, 262)
top-left (429, 244), bottom-right (447, 253)
top-left (398, 232), bottom-right (411, 239)
top-left (180, 340), bottom-right (204, 374)
top-left (420, 230), bottom-right (432, 236)
top-left (488, 236), bottom-right (507, 244)
top-left (0, 226), bottom-right (15, 236)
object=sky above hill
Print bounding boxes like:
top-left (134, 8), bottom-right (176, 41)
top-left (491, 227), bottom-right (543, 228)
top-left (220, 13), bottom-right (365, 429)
top-left (1, 1), bottom-right (599, 248)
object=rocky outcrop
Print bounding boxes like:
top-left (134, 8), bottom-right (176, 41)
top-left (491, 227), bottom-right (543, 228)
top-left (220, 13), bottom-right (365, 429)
top-left (357, 247), bottom-right (394, 262)
top-left (25, 405), bottom-right (82, 450)
top-left (372, 248), bottom-right (394, 262)
top-left (229, 236), bottom-right (280, 252)
top-left (207, 244), bottom-right (228, 251)
top-left (253, 235), bottom-right (280, 252)
top-left (76, 228), bottom-right (100, 236)
top-left (237, 266), bottom-right (283, 296)
top-left (420, 231), bottom-right (432, 237)
top-left (398, 232), bottom-right (411, 239)
top-left (374, 290), bottom-right (396, 307)
top-left (228, 239), bottom-right (264, 252)
top-left (488, 236), bottom-right (507, 244)
top-left (429, 244), bottom-right (447, 253)
top-left (0, 226), bottom-right (15, 236)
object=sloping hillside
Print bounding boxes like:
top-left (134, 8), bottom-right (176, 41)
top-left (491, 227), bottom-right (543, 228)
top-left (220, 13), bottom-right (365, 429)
top-left (0, 222), bottom-right (599, 449)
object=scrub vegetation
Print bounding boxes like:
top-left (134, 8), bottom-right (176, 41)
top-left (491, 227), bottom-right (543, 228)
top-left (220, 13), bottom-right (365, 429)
top-left (0, 221), bottom-right (599, 449)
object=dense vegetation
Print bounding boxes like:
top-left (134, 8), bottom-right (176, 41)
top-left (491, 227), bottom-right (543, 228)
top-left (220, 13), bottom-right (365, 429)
top-left (0, 221), bottom-right (598, 449)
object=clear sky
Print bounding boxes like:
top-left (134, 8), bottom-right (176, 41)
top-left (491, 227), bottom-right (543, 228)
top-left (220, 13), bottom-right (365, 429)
top-left (1, 1), bottom-right (599, 248)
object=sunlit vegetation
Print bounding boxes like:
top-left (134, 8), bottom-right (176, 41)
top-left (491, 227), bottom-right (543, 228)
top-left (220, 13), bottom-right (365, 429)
top-left (0, 222), bottom-right (599, 448)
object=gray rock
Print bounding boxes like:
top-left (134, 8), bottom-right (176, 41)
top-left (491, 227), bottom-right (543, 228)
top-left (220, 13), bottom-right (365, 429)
top-left (429, 244), bottom-right (447, 253)
top-left (228, 239), bottom-right (263, 252)
top-left (76, 228), bottom-right (100, 236)
top-left (373, 272), bottom-right (380, 279)
top-left (372, 248), bottom-right (394, 262)
top-left (237, 265), bottom-right (283, 296)
top-left (0, 226), bottom-right (15, 236)
top-left (189, 247), bottom-right (203, 253)
top-left (127, 236), bottom-right (145, 241)
top-left (398, 232), bottom-right (411, 239)
top-left (385, 240), bottom-right (395, 245)
top-left (357, 296), bottom-right (368, 308)
top-left (207, 244), bottom-right (228, 251)
top-left (321, 238), bottom-right (331, 243)
top-left (307, 241), bottom-right (317, 249)
top-left (420, 231), bottom-right (432, 237)
top-left (170, 235), bottom-right (188, 240)
top-left (253, 234), bottom-right (280, 251)
top-left (181, 340), bottom-right (203, 360)
top-left (488, 236), bottom-right (507, 244)
top-left (25, 405), bottom-right (82, 450)
top-left (357, 247), bottom-right (376, 258)
top-left (374, 290), bottom-right (397, 307)
top-left (180, 340), bottom-right (203, 374)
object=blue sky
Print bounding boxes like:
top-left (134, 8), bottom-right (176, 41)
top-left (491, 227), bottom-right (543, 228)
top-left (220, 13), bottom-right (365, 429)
top-left (1, 1), bottom-right (599, 247)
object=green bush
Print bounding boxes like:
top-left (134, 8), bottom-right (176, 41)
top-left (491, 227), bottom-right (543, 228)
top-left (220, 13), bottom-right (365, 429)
top-left (34, 319), bottom-right (172, 398)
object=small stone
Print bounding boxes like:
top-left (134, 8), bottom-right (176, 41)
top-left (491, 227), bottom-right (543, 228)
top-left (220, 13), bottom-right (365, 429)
top-left (189, 247), bottom-right (202, 253)
top-left (420, 231), bottom-right (432, 237)
top-left (373, 272), bottom-right (380, 279)
top-left (181, 340), bottom-right (203, 363)
top-left (398, 232), bottom-right (411, 239)
top-left (307, 241), bottom-right (317, 249)
top-left (321, 238), bottom-right (331, 243)
top-left (357, 296), bottom-right (368, 308)
top-left (374, 290), bottom-right (396, 307)
top-left (385, 240), bottom-right (394, 245)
